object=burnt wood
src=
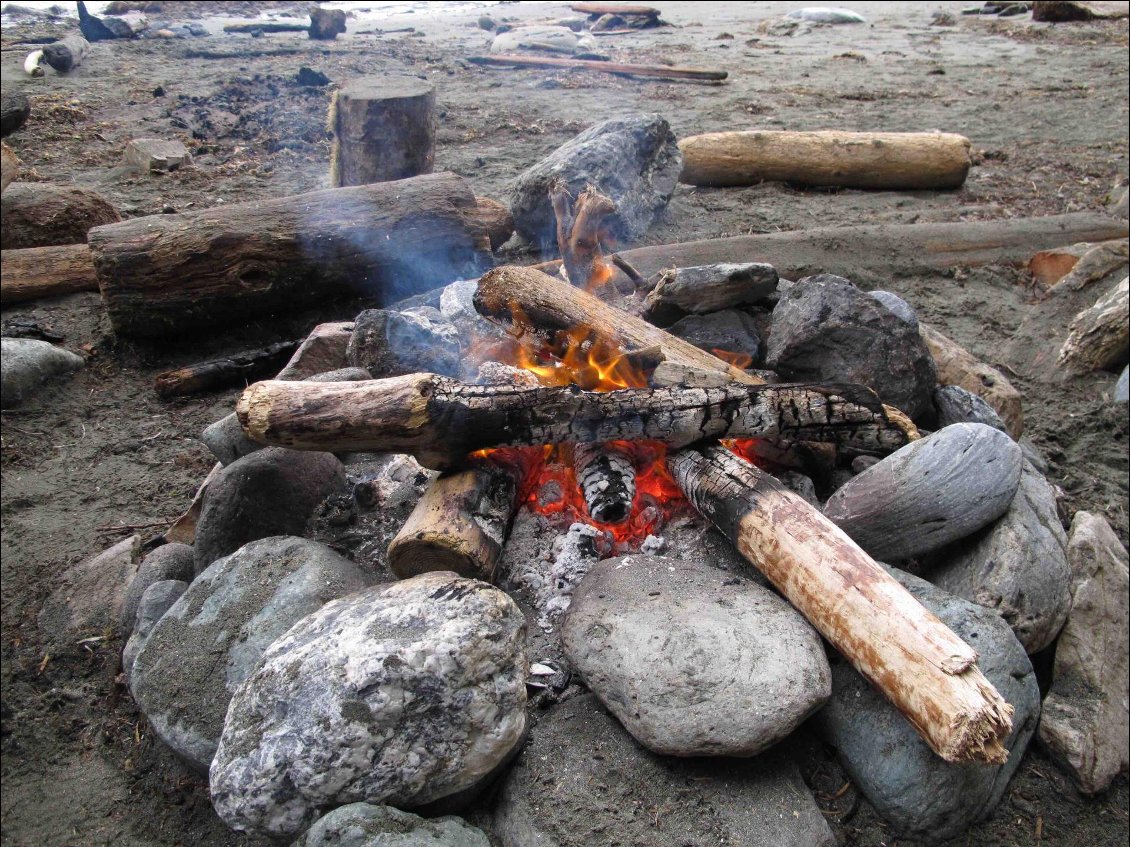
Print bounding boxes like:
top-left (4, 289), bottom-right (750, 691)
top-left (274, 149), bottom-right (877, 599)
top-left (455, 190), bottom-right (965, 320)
top-left (154, 340), bottom-right (301, 399)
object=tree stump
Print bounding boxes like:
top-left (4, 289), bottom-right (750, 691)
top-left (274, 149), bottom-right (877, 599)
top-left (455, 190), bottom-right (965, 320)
top-left (330, 76), bottom-right (436, 186)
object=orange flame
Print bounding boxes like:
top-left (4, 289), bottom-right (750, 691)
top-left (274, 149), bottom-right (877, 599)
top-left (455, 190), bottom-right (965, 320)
top-left (711, 347), bottom-right (754, 370)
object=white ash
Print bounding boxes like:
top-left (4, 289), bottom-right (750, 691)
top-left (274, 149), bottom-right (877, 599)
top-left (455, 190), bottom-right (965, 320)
top-left (639, 534), bottom-right (666, 555)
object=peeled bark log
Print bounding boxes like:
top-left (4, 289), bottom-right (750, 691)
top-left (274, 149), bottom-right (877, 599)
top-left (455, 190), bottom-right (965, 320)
top-left (468, 54), bottom-right (727, 82)
top-left (1, 141), bottom-right (17, 193)
top-left (0, 243), bottom-right (99, 305)
top-left (0, 183), bottom-right (121, 249)
top-left (88, 173), bottom-right (489, 338)
top-left (236, 373), bottom-right (913, 470)
top-left (329, 76), bottom-right (436, 186)
top-left (1058, 277), bottom-right (1129, 373)
top-left (670, 443), bottom-right (1013, 764)
top-left (154, 340), bottom-right (301, 399)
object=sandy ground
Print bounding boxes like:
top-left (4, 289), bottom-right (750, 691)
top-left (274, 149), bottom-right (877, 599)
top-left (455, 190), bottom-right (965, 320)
top-left (1, 2), bottom-right (1128, 845)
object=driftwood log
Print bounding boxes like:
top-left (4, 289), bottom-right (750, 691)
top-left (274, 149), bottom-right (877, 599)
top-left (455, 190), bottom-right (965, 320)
top-left (468, 54), bottom-right (727, 82)
top-left (87, 173), bottom-right (492, 337)
top-left (0, 243), bottom-right (99, 305)
top-left (236, 373), bottom-right (913, 470)
top-left (0, 183), bottom-right (120, 249)
top-left (1, 141), bottom-right (17, 193)
top-left (670, 443), bottom-right (1013, 764)
top-left (678, 130), bottom-right (972, 190)
top-left (329, 76), bottom-right (436, 186)
top-left (1026, 240), bottom-right (1129, 287)
top-left (154, 340), bottom-right (301, 399)
top-left (1057, 276), bottom-right (1129, 373)
top-left (469, 196), bottom-right (515, 251)
top-left (222, 22), bottom-right (308, 33)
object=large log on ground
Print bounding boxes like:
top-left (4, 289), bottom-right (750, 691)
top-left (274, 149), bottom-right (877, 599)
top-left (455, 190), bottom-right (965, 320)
top-left (87, 173), bottom-right (490, 338)
top-left (1057, 277), bottom-right (1129, 374)
top-left (1, 142), bottom-right (17, 193)
top-left (42, 35), bottom-right (90, 73)
top-left (1, 183), bottom-right (121, 249)
top-left (670, 443), bottom-right (1013, 764)
top-left (678, 130), bottom-right (972, 190)
top-left (468, 54), bottom-right (727, 82)
top-left (329, 76), bottom-right (436, 186)
top-left (236, 373), bottom-right (913, 470)
top-left (0, 243), bottom-right (99, 305)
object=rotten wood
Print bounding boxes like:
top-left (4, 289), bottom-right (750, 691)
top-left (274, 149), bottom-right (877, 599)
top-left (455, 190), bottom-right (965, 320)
top-left (236, 373), bottom-right (913, 470)
top-left (1057, 276), bottom-right (1129, 374)
top-left (0, 243), bottom-right (99, 305)
top-left (154, 340), bottom-right (301, 399)
top-left (670, 443), bottom-right (1014, 764)
top-left (468, 54), bottom-right (727, 82)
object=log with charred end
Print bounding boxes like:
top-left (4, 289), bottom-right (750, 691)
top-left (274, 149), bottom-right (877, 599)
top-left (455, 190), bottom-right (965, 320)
top-left (88, 173), bottom-right (489, 338)
top-left (919, 322), bottom-right (1023, 438)
top-left (669, 444), bottom-right (1014, 764)
top-left (1, 141), bottom-right (17, 193)
top-left (154, 340), bottom-right (301, 399)
top-left (642, 262), bottom-right (779, 325)
top-left (1057, 277), bottom-right (1129, 374)
top-left (42, 35), bottom-right (90, 73)
top-left (551, 180), bottom-right (617, 291)
top-left (1, 183), bottom-right (121, 250)
top-left (0, 243), bottom-right (99, 305)
top-left (469, 196), bottom-right (515, 251)
top-left (236, 373), bottom-right (913, 470)
top-left (574, 442), bottom-right (636, 524)
top-left (678, 130), bottom-right (972, 190)
top-left (468, 54), bottom-right (727, 82)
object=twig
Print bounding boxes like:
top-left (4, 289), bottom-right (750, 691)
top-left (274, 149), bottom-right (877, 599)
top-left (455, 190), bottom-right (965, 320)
top-left (96, 519), bottom-right (172, 534)
top-left (611, 253), bottom-right (647, 288)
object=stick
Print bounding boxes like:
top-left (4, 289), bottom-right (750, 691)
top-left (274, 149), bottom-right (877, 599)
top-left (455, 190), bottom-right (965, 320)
top-left (467, 54), bottom-right (727, 82)
top-left (222, 22), bottom-right (309, 33)
top-left (0, 243), bottom-right (99, 305)
top-left (153, 340), bottom-right (301, 399)
top-left (670, 444), bottom-right (1013, 764)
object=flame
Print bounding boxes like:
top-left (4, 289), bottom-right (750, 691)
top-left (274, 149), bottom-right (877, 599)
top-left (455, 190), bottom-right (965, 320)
top-left (583, 260), bottom-right (615, 295)
top-left (711, 347), bottom-right (754, 370)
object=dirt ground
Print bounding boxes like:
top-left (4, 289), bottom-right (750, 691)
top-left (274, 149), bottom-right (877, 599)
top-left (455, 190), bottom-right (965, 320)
top-left (1, 2), bottom-right (1128, 845)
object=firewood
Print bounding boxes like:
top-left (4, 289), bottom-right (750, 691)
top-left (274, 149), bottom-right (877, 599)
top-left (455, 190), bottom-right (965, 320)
top-left (154, 340), bottom-right (301, 400)
top-left (87, 173), bottom-right (490, 338)
top-left (0, 243), bottom-right (99, 305)
top-left (678, 130), bottom-right (972, 190)
top-left (468, 54), bottom-right (727, 82)
top-left (1, 183), bottom-right (121, 250)
top-left (329, 76), bottom-right (436, 187)
top-left (669, 443), bottom-right (1014, 764)
top-left (642, 262), bottom-right (779, 325)
top-left (1, 141), bottom-right (17, 193)
top-left (41, 35), bottom-right (89, 73)
top-left (574, 442), bottom-right (636, 524)
top-left (572, 2), bottom-right (660, 15)
top-left (1057, 277), bottom-right (1129, 373)
top-left (235, 373), bottom-right (914, 470)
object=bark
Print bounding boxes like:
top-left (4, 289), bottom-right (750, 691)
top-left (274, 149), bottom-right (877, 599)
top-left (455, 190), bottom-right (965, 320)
top-left (87, 173), bottom-right (490, 338)
top-left (670, 444), bottom-right (1014, 764)
top-left (235, 373), bottom-right (913, 470)
top-left (0, 243), bottom-right (99, 305)
top-left (154, 340), bottom-right (301, 399)
top-left (678, 130), bottom-right (972, 190)
top-left (1058, 277), bottom-right (1129, 373)
top-left (1, 183), bottom-right (120, 249)
top-left (165, 462), bottom-right (221, 545)
top-left (467, 54), bottom-right (727, 82)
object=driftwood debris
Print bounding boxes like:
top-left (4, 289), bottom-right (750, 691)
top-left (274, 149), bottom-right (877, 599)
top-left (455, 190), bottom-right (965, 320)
top-left (154, 340), bottom-right (301, 400)
top-left (1058, 277), bottom-right (1129, 374)
top-left (678, 130), bottom-right (972, 190)
top-left (236, 373), bottom-right (913, 470)
top-left (670, 443), bottom-right (1014, 764)
top-left (572, 3), bottom-right (661, 15)
top-left (0, 243), bottom-right (99, 305)
top-left (0, 183), bottom-right (121, 250)
top-left (642, 262), bottom-right (779, 325)
top-left (329, 77), bottom-right (436, 186)
top-left (41, 35), bottom-right (90, 73)
top-left (222, 22), bottom-right (309, 34)
top-left (468, 54), bottom-right (727, 82)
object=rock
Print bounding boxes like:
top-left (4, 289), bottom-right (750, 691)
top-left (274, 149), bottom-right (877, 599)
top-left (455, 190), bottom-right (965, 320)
top-left (561, 555), bottom-right (829, 756)
top-left (193, 447), bottom-right (345, 573)
top-left (490, 25), bottom-right (596, 56)
top-left (1115, 364), bottom-right (1129, 402)
top-left (295, 803), bottom-right (490, 847)
top-left (493, 693), bottom-right (834, 847)
top-left (767, 274), bottom-right (937, 420)
top-left (348, 307), bottom-right (461, 378)
top-left (1, 90), bottom-right (30, 136)
top-left (78, 0), bottom-right (134, 40)
top-left (309, 7), bottom-right (346, 40)
top-left (277, 321), bottom-right (355, 380)
top-left (1038, 512), bottom-right (1129, 794)
top-left (119, 541), bottom-right (194, 632)
top-left (1033, 1), bottom-right (1130, 22)
top-left (934, 384), bottom-right (1008, 432)
top-left (122, 579), bottom-right (186, 684)
top-left (1, 182), bottom-right (121, 249)
top-left (209, 573), bottom-right (527, 839)
top-left (123, 138), bottom-right (191, 172)
top-left (507, 114), bottom-right (682, 245)
top-left (296, 66), bottom-right (331, 87)
top-left (931, 9), bottom-right (958, 24)
top-left (785, 7), bottom-right (866, 23)
top-left (130, 537), bottom-right (369, 772)
top-left (824, 423), bottom-right (1023, 562)
top-left (38, 535), bottom-right (141, 651)
top-left (438, 279), bottom-right (510, 359)
top-left (643, 262), bottom-right (779, 325)
top-left (0, 337), bottom-right (84, 409)
top-left (868, 289), bottom-right (919, 329)
top-left (666, 310), bottom-right (761, 365)
top-left (779, 470), bottom-right (820, 507)
top-left (815, 568), bottom-right (1040, 842)
top-left (927, 459), bottom-right (1071, 653)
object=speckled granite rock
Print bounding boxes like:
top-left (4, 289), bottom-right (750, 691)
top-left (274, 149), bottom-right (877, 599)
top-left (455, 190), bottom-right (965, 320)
top-left (294, 803), bottom-right (490, 847)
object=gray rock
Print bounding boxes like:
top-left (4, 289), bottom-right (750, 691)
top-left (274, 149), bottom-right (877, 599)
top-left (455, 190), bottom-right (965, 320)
top-left (934, 384), bottom-right (1008, 432)
top-left (1115, 364), bottom-right (1129, 402)
top-left (785, 7), bottom-right (866, 23)
top-left (276, 322), bottom-right (354, 380)
top-left (928, 460), bottom-right (1071, 653)
top-left (348, 307), bottom-right (461, 378)
top-left (120, 541), bottom-right (195, 632)
top-left (824, 423), bottom-right (1023, 562)
top-left (562, 555), bottom-right (829, 756)
top-left (193, 447), bottom-right (345, 573)
top-left (122, 579), bottom-right (187, 684)
top-left (123, 137), bottom-right (191, 172)
top-left (1018, 436), bottom-right (1049, 474)
top-left (210, 572), bottom-right (527, 839)
top-left (295, 803), bottom-right (490, 847)
top-left (643, 262), bottom-right (779, 325)
top-left (130, 537), bottom-right (369, 771)
top-left (38, 535), bottom-right (141, 651)
top-left (666, 310), bottom-right (761, 365)
top-left (779, 470), bottom-right (820, 508)
top-left (815, 568), bottom-right (1039, 842)
top-left (767, 274), bottom-right (937, 420)
top-left (490, 25), bottom-right (596, 56)
top-left (0, 337), bottom-right (84, 408)
top-left (507, 114), bottom-right (682, 245)
top-left (1038, 512), bottom-right (1129, 794)
top-left (868, 289), bottom-right (919, 329)
top-left (492, 693), bottom-right (834, 847)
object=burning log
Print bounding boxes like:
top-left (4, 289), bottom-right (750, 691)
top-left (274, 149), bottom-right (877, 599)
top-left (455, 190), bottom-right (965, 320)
top-left (0, 243), bottom-right (99, 305)
top-left (153, 340), bottom-right (301, 399)
top-left (574, 442), bottom-right (636, 524)
top-left (236, 374), bottom-right (913, 470)
top-left (669, 444), bottom-right (1013, 764)
top-left (329, 77), bottom-right (436, 186)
